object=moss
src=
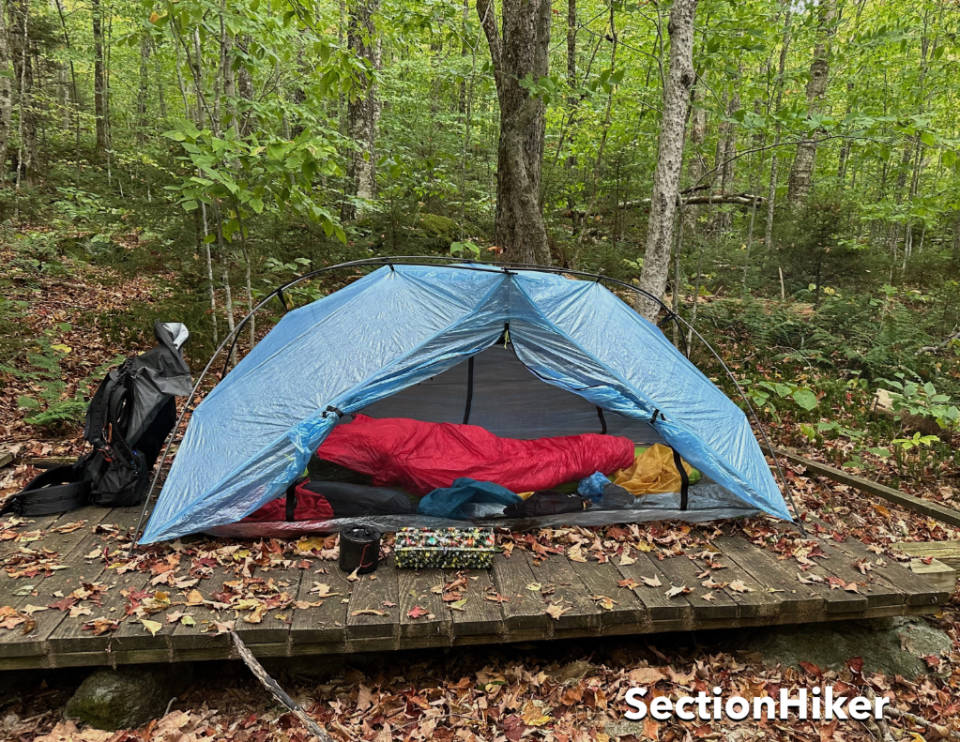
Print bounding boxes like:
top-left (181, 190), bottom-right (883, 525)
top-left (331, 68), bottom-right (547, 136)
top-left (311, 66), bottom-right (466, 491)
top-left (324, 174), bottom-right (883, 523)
top-left (65, 668), bottom-right (172, 730)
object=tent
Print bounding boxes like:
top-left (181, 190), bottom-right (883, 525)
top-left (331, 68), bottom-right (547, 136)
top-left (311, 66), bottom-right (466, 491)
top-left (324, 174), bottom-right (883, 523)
top-left (139, 261), bottom-right (793, 544)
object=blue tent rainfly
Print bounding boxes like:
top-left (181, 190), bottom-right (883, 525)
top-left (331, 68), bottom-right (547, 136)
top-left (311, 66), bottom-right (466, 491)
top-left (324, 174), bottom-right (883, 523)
top-left (140, 264), bottom-right (791, 544)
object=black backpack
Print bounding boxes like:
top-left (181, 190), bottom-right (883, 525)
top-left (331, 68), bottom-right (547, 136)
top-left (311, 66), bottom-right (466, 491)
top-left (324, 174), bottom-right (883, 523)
top-left (3, 322), bottom-right (192, 516)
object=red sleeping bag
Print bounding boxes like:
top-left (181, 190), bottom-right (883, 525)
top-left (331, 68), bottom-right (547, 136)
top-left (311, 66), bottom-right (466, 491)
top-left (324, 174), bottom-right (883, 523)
top-left (315, 414), bottom-right (635, 495)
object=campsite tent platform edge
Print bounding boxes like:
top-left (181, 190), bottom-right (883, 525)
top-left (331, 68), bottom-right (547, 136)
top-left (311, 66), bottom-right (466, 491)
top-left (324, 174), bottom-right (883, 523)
top-left (0, 505), bottom-right (950, 671)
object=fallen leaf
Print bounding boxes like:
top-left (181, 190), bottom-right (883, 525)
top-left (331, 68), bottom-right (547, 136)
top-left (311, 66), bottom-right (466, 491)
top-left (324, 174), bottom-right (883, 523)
top-left (407, 605), bottom-right (429, 619)
top-left (140, 619), bottom-right (162, 637)
top-left (520, 700), bottom-right (552, 726)
top-left (545, 603), bottom-right (569, 620)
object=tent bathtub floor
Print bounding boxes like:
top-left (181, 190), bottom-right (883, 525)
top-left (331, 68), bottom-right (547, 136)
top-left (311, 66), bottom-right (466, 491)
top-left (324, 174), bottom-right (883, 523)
top-left (0, 506), bottom-right (951, 671)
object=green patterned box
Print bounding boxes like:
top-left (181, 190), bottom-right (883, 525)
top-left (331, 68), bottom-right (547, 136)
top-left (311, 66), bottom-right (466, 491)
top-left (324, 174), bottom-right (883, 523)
top-left (395, 527), bottom-right (496, 569)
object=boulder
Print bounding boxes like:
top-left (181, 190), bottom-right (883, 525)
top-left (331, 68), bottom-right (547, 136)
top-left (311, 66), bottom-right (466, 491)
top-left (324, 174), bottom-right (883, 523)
top-left (65, 667), bottom-right (181, 731)
top-left (746, 617), bottom-right (952, 679)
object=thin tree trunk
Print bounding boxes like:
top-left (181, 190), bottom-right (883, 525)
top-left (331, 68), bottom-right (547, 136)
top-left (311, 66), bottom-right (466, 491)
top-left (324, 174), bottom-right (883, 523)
top-left (136, 32), bottom-right (149, 145)
top-left (572, 3), bottom-right (618, 266)
top-left (476, 0), bottom-right (552, 264)
top-left (200, 202), bottom-right (219, 346)
top-left (92, 0), bottom-right (108, 155)
top-left (786, 0), bottom-right (837, 206)
top-left (564, 0), bottom-right (577, 183)
top-left (763, 3), bottom-right (792, 257)
top-left (341, 0), bottom-right (380, 221)
top-left (636, 0), bottom-right (699, 319)
top-left (712, 75), bottom-right (740, 232)
top-left (12, 0), bottom-right (36, 189)
top-left (0, 0), bottom-right (12, 176)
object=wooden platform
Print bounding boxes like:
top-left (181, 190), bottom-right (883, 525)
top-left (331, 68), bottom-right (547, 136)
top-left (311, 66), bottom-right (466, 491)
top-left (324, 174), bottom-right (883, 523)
top-left (0, 506), bottom-right (952, 671)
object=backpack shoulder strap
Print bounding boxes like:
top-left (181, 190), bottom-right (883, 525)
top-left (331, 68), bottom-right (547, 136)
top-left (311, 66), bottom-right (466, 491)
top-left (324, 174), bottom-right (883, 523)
top-left (1, 465), bottom-right (90, 517)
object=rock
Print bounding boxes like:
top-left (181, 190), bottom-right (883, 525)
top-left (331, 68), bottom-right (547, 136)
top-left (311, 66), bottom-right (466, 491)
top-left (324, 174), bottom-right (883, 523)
top-left (745, 617), bottom-right (952, 679)
top-left (555, 659), bottom-right (597, 683)
top-left (603, 719), bottom-right (645, 738)
top-left (65, 667), bottom-right (181, 731)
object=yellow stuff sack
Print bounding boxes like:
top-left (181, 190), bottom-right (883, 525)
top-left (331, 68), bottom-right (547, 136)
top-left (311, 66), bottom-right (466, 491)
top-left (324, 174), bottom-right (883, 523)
top-left (611, 443), bottom-right (700, 496)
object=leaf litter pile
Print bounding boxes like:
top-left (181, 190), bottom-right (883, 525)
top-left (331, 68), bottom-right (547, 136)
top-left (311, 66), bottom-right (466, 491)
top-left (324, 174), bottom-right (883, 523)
top-left (2, 248), bottom-right (960, 739)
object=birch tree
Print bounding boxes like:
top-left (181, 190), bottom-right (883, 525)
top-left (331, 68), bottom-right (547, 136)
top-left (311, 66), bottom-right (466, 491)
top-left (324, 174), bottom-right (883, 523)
top-left (786, 0), bottom-right (837, 206)
top-left (637, 0), bottom-right (698, 320)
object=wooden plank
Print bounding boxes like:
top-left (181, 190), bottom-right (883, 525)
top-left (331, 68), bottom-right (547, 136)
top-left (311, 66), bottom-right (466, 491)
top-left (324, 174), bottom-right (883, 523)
top-left (346, 557), bottom-right (399, 641)
top-left (527, 554), bottom-right (601, 634)
top-left (0, 450), bottom-right (13, 468)
top-left (0, 511), bottom-right (112, 658)
top-left (27, 456), bottom-right (76, 469)
top-left (289, 562), bottom-right (351, 647)
top-left (0, 514), bottom-right (61, 562)
top-left (232, 571), bottom-right (299, 648)
top-left (824, 535), bottom-right (948, 607)
top-left (48, 562), bottom-right (152, 659)
top-left (713, 536), bottom-right (825, 620)
top-left (908, 559), bottom-right (956, 594)
top-left (615, 551), bottom-right (692, 625)
top-left (397, 568), bottom-right (448, 641)
top-left (893, 541), bottom-right (960, 569)
top-left (491, 550), bottom-right (551, 634)
top-left (567, 556), bottom-right (648, 631)
top-left (169, 561), bottom-right (235, 651)
top-left (777, 448), bottom-right (960, 527)
top-left (442, 569), bottom-right (503, 639)
top-left (807, 538), bottom-right (903, 609)
top-left (689, 543), bottom-right (782, 620)
top-left (654, 554), bottom-right (739, 620)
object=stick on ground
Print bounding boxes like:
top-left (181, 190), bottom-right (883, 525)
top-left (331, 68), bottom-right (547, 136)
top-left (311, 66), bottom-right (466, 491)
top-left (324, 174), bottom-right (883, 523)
top-left (230, 630), bottom-right (337, 742)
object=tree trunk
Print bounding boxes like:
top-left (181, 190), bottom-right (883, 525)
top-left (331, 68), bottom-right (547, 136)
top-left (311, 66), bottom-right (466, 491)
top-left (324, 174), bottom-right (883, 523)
top-left (712, 76), bottom-right (740, 232)
top-left (564, 0), bottom-right (576, 179)
top-left (135, 32), bottom-right (149, 145)
top-left (477, 0), bottom-right (552, 264)
top-left (12, 0), bottom-right (36, 187)
top-left (786, 0), bottom-right (837, 206)
top-left (341, 0), bottom-right (380, 222)
top-left (0, 0), bottom-right (12, 176)
top-left (92, 0), bottom-right (108, 155)
top-left (762, 3), bottom-right (792, 258)
top-left (681, 100), bottom-right (706, 234)
top-left (636, 0), bottom-right (698, 320)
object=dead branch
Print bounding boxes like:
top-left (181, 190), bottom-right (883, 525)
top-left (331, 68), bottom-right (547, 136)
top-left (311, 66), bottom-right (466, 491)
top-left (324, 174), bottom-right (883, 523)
top-left (231, 631), bottom-right (338, 742)
top-left (620, 192), bottom-right (766, 208)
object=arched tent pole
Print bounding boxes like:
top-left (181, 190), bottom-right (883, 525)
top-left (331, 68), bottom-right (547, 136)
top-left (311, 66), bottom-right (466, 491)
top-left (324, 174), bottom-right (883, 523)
top-left (130, 256), bottom-right (796, 547)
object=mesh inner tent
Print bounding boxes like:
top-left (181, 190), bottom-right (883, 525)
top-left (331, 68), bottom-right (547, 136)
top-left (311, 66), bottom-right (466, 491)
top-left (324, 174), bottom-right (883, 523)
top-left (361, 344), bottom-right (665, 444)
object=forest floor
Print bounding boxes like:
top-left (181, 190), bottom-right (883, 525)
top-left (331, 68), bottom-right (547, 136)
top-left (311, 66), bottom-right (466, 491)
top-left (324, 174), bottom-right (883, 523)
top-left (1, 250), bottom-right (960, 741)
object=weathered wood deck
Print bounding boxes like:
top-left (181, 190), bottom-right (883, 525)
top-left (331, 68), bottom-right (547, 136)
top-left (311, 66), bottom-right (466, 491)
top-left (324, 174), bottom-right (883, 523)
top-left (0, 506), bottom-right (952, 671)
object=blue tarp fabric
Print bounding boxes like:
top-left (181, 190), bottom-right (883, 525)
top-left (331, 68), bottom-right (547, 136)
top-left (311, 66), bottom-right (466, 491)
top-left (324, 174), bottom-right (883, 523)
top-left (140, 264), bottom-right (792, 544)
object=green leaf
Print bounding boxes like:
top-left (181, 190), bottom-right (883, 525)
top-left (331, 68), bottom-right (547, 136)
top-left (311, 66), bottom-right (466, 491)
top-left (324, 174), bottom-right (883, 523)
top-left (791, 389), bottom-right (818, 411)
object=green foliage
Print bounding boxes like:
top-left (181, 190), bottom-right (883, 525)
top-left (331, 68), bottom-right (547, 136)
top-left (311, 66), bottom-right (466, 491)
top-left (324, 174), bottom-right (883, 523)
top-left (745, 378), bottom-right (819, 417)
top-left (163, 123), bottom-right (345, 242)
top-left (878, 374), bottom-right (960, 431)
